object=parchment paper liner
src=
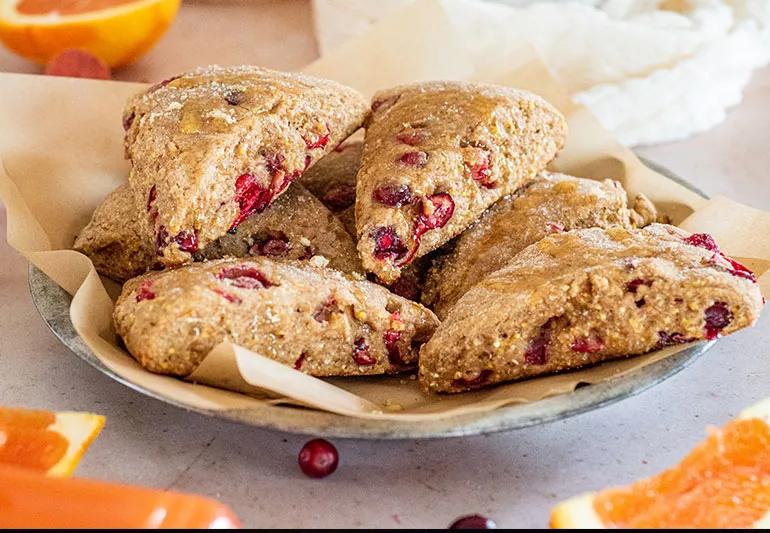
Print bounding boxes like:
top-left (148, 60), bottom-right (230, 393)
top-left (2, 0), bottom-right (768, 422)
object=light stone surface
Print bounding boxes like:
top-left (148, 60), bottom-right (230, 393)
top-left (1, 0), bottom-right (769, 528)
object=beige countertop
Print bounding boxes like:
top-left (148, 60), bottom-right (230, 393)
top-left (1, 0), bottom-right (769, 528)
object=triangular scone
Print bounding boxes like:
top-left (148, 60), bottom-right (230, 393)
top-left (73, 184), bottom-right (158, 283)
top-left (114, 258), bottom-right (439, 377)
top-left (355, 81), bottom-right (567, 283)
top-left (123, 65), bottom-right (369, 267)
top-left (420, 224), bottom-right (763, 393)
top-left (422, 173), bottom-right (663, 319)
top-left (74, 184), bottom-right (362, 282)
top-left (300, 140), bottom-right (362, 237)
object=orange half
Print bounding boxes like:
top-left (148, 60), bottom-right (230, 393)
top-left (0, 0), bottom-right (180, 67)
top-left (0, 406), bottom-right (105, 477)
top-left (551, 399), bottom-right (770, 528)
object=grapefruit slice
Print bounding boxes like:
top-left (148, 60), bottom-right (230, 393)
top-left (550, 400), bottom-right (770, 528)
top-left (0, 0), bottom-right (180, 67)
top-left (0, 406), bottom-right (105, 477)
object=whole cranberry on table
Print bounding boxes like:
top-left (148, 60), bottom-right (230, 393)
top-left (298, 438), bottom-right (339, 479)
top-left (449, 514), bottom-right (498, 529)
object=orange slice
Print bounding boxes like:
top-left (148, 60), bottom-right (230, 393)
top-left (551, 399), bottom-right (770, 528)
top-left (0, 0), bottom-right (180, 68)
top-left (0, 406), bottom-right (105, 477)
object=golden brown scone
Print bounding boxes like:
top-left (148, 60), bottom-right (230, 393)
top-left (114, 258), bottom-right (439, 377)
top-left (355, 81), bottom-right (567, 283)
top-left (123, 65), bottom-right (369, 267)
top-left (74, 184), bottom-right (362, 282)
top-left (300, 140), bottom-right (362, 237)
top-left (419, 224), bottom-right (763, 393)
top-left (73, 184), bottom-right (158, 283)
top-left (422, 173), bottom-right (661, 319)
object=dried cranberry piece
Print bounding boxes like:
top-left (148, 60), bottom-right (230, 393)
top-left (371, 227), bottom-right (408, 261)
top-left (155, 226), bottom-right (169, 255)
top-left (657, 331), bottom-right (696, 348)
top-left (396, 129), bottom-right (430, 146)
top-left (451, 369), bottom-right (493, 390)
top-left (465, 148), bottom-right (495, 188)
top-left (525, 318), bottom-right (556, 365)
top-left (570, 334), bottom-right (605, 353)
top-left (212, 287), bottom-right (241, 304)
top-left (303, 125), bottom-right (331, 150)
top-left (231, 173), bottom-right (272, 230)
top-left (352, 337), bottom-right (376, 366)
top-left (684, 232), bottom-right (757, 282)
top-left (313, 296), bottom-right (337, 322)
top-left (217, 265), bottom-right (273, 289)
top-left (704, 301), bottom-right (733, 340)
top-left (418, 193), bottom-right (455, 231)
top-left (683, 233), bottom-right (720, 252)
top-left (449, 515), bottom-right (497, 529)
top-left (294, 353), bottom-right (306, 370)
top-left (723, 256), bottom-right (757, 282)
top-left (265, 153), bottom-right (286, 176)
top-left (249, 231), bottom-right (290, 257)
top-left (174, 230), bottom-right (199, 253)
top-left (626, 278), bottom-right (652, 293)
top-left (398, 151), bottom-right (429, 167)
top-left (123, 111), bottom-right (135, 131)
top-left (322, 184), bottom-right (356, 211)
top-left (135, 280), bottom-right (155, 302)
top-left (298, 439), bottom-right (338, 479)
top-left (146, 185), bottom-right (157, 211)
top-left (224, 90), bottom-right (245, 106)
top-left (383, 330), bottom-right (407, 367)
top-left (372, 184), bottom-right (415, 207)
top-left (547, 222), bottom-right (564, 233)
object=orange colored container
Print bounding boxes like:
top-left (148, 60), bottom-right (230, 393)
top-left (0, 464), bottom-right (240, 528)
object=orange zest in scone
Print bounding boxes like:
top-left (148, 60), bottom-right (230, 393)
top-left (0, 406), bottom-right (105, 477)
top-left (0, 0), bottom-right (180, 67)
top-left (551, 401), bottom-right (770, 528)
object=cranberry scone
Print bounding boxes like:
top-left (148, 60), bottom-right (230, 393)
top-left (420, 224), bottom-right (763, 393)
top-left (114, 258), bottom-right (439, 377)
top-left (422, 173), bottom-right (662, 319)
top-left (356, 81), bottom-right (567, 283)
top-left (300, 140), bottom-right (362, 237)
top-left (73, 184), bottom-right (158, 283)
top-left (123, 65), bottom-right (369, 267)
top-left (74, 184), bottom-right (362, 282)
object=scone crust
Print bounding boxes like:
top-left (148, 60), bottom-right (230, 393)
top-left (114, 258), bottom-right (439, 377)
top-left (73, 184), bottom-right (157, 282)
top-left (420, 224), bottom-right (763, 393)
top-left (422, 173), bottom-right (661, 318)
top-left (356, 81), bottom-right (567, 283)
top-left (124, 65), bottom-right (369, 266)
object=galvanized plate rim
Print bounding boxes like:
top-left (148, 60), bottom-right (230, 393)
top-left (27, 158), bottom-right (712, 439)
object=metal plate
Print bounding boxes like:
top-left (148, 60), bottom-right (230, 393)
top-left (27, 158), bottom-right (711, 439)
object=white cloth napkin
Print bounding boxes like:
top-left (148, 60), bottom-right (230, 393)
top-left (312, 0), bottom-right (770, 146)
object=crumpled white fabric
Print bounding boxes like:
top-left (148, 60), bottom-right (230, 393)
top-left (312, 0), bottom-right (770, 146)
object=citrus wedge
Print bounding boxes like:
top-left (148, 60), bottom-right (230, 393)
top-left (0, 406), bottom-right (105, 477)
top-left (0, 0), bottom-right (180, 67)
top-left (551, 400), bottom-right (770, 528)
